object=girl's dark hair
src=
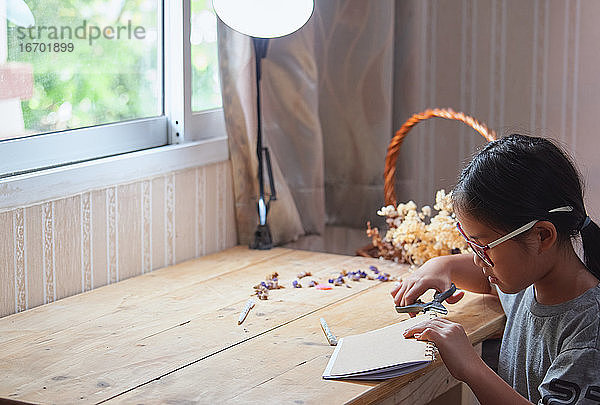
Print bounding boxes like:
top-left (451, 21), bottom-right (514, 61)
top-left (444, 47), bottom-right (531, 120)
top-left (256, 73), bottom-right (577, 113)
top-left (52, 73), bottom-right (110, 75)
top-left (452, 134), bottom-right (600, 280)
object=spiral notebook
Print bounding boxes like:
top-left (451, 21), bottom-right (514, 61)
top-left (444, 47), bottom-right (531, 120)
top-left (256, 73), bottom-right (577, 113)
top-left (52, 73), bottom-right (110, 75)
top-left (322, 313), bottom-right (437, 380)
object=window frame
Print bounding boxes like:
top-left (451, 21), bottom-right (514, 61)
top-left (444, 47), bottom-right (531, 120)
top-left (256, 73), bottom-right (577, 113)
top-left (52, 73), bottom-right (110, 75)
top-left (0, 0), bottom-right (226, 179)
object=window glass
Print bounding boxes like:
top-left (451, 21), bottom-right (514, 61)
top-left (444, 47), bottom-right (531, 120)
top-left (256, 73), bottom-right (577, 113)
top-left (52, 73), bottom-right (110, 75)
top-left (190, 0), bottom-right (221, 112)
top-left (2, 0), bottom-right (161, 140)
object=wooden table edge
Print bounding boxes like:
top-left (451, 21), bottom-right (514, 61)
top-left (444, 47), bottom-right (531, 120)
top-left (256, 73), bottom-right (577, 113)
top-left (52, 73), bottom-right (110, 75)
top-left (345, 313), bottom-right (507, 405)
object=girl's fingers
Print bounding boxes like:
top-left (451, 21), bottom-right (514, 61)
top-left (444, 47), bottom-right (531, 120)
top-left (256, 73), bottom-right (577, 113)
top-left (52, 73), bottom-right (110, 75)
top-left (403, 319), bottom-right (433, 337)
top-left (390, 280), bottom-right (402, 298)
top-left (403, 317), bottom-right (454, 337)
top-left (427, 317), bottom-right (455, 326)
top-left (394, 281), bottom-right (410, 306)
top-left (403, 325), bottom-right (424, 338)
top-left (400, 281), bottom-right (426, 308)
top-left (414, 327), bottom-right (443, 343)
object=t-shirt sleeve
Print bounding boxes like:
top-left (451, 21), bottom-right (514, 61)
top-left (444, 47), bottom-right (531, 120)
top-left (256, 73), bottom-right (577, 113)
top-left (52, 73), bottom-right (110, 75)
top-left (537, 347), bottom-right (600, 404)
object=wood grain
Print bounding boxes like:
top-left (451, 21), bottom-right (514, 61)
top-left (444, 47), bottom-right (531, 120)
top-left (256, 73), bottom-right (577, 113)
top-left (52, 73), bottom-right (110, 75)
top-left (114, 280), bottom-right (502, 404)
top-left (0, 247), bottom-right (504, 404)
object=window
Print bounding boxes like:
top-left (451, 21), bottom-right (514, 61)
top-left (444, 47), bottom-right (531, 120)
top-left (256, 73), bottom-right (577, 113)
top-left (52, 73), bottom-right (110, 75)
top-left (0, 0), bottom-right (224, 178)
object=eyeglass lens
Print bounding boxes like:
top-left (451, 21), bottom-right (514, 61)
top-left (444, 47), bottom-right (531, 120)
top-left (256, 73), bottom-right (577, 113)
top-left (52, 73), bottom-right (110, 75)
top-left (474, 248), bottom-right (493, 267)
top-left (457, 223), bottom-right (494, 267)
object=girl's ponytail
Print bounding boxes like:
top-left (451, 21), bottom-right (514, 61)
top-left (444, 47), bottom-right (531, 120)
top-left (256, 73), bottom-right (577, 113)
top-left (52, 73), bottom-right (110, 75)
top-left (452, 134), bottom-right (600, 281)
top-left (579, 216), bottom-right (600, 280)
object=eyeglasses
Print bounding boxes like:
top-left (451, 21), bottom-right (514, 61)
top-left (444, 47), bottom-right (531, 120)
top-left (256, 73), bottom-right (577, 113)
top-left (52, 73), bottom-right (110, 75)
top-left (455, 206), bottom-right (573, 267)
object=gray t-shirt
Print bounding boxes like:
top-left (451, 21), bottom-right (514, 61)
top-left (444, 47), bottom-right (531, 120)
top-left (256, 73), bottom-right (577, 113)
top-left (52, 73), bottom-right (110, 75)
top-left (497, 283), bottom-right (600, 404)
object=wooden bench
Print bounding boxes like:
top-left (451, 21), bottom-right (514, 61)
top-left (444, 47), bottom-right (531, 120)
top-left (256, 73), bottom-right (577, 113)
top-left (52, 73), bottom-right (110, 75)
top-left (0, 246), bottom-right (505, 404)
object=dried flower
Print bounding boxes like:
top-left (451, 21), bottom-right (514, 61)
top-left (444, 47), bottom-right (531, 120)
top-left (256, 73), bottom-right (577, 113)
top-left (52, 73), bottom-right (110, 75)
top-left (253, 271), bottom-right (286, 300)
top-left (367, 190), bottom-right (470, 266)
top-left (254, 285), bottom-right (269, 300)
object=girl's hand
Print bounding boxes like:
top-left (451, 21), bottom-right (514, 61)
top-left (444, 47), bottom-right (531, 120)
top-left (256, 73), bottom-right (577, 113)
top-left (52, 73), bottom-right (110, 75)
top-left (390, 256), bottom-right (464, 316)
top-left (403, 317), bottom-right (481, 382)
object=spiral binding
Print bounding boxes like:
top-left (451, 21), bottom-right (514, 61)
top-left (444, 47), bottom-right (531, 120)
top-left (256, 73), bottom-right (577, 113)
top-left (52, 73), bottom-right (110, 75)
top-left (424, 344), bottom-right (437, 361)
top-left (424, 311), bottom-right (439, 361)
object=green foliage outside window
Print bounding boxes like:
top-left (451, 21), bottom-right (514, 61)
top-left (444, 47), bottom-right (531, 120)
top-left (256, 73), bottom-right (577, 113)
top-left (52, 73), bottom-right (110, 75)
top-left (191, 0), bottom-right (222, 112)
top-left (6, 0), bottom-right (222, 136)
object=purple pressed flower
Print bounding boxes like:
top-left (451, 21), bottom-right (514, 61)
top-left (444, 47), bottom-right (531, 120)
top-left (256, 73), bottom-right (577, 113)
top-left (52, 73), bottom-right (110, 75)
top-left (369, 265), bottom-right (379, 274)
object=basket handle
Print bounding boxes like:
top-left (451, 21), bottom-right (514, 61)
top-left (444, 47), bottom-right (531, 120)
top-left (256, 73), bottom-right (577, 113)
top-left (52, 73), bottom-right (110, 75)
top-left (384, 108), bottom-right (497, 207)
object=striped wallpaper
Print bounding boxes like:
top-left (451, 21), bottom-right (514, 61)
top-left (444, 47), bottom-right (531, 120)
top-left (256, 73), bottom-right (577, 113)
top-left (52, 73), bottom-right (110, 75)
top-left (0, 161), bottom-right (237, 317)
top-left (312, 0), bottom-right (598, 229)
top-left (393, 0), bottom-right (600, 219)
top-left (392, 0), bottom-right (599, 218)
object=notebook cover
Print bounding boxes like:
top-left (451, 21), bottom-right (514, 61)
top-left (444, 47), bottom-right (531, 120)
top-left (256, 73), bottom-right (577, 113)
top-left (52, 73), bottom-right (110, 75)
top-left (322, 314), bottom-right (435, 380)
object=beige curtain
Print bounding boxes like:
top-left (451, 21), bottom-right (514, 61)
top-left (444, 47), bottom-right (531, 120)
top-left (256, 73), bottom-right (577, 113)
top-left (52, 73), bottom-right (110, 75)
top-left (217, 17), bottom-right (324, 246)
top-left (314, 1), bottom-right (394, 228)
top-left (217, 0), bottom-right (394, 245)
top-left (219, 0), bottom-right (600, 246)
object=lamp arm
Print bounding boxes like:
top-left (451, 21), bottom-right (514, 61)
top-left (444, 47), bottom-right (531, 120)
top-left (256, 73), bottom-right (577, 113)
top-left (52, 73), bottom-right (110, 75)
top-left (253, 37), bottom-right (276, 221)
top-left (262, 147), bottom-right (276, 203)
top-left (250, 36), bottom-right (274, 249)
top-left (253, 37), bottom-right (269, 80)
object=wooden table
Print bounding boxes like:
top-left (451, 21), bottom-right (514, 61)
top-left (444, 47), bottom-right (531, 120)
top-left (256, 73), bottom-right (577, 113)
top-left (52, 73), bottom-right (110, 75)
top-left (0, 247), bottom-right (505, 404)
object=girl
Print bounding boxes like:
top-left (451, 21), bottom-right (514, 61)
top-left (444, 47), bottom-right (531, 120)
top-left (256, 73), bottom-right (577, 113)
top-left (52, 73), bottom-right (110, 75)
top-left (391, 134), bottom-right (600, 404)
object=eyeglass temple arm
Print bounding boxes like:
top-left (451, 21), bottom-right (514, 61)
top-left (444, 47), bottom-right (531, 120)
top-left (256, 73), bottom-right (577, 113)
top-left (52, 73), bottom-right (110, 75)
top-left (487, 220), bottom-right (537, 249)
top-left (486, 206), bottom-right (573, 249)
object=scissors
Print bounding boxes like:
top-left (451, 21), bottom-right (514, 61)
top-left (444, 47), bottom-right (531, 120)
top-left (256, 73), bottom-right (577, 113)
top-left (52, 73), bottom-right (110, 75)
top-left (395, 283), bottom-right (457, 315)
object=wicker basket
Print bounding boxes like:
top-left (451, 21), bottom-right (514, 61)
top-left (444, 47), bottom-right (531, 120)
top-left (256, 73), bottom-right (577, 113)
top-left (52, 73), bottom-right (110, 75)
top-left (357, 107), bottom-right (497, 258)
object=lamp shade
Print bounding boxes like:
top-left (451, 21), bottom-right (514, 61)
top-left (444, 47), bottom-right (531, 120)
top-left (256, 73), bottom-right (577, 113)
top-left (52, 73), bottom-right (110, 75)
top-left (2, 0), bottom-right (35, 27)
top-left (212, 0), bottom-right (314, 38)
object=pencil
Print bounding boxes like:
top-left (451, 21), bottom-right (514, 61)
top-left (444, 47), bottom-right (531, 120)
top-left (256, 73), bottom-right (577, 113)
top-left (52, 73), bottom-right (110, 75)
top-left (238, 298), bottom-right (256, 325)
top-left (320, 317), bottom-right (338, 346)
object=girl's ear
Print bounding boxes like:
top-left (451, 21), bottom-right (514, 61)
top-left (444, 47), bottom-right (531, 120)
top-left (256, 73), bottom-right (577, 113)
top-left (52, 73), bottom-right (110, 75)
top-left (534, 221), bottom-right (557, 253)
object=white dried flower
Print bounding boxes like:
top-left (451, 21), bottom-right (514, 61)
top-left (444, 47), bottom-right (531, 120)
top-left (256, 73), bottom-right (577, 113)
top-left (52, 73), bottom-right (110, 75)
top-left (367, 189), bottom-right (470, 266)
